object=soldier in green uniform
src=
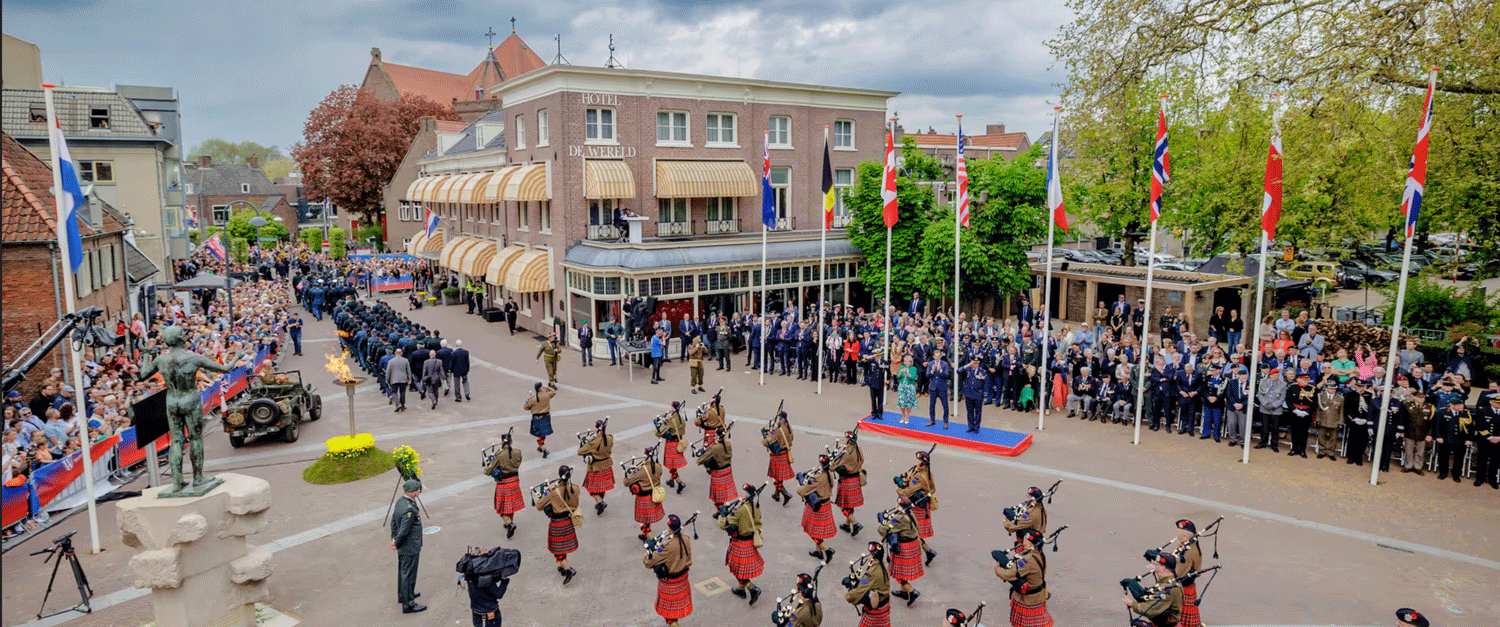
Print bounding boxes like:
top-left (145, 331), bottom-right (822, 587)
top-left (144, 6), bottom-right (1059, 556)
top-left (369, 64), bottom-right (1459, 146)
top-left (536, 333), bottom-right (563, 384)
top-left (1400, 389), bottom-right (1433, 475)
top-left (390, 479), bottom-right (426, 614)
top-left (1124, 552), bottom-right (1182, 627)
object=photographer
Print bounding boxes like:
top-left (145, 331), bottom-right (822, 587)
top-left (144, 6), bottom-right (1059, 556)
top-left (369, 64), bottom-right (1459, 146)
top-left (462, 560), bottom-right (510, 627)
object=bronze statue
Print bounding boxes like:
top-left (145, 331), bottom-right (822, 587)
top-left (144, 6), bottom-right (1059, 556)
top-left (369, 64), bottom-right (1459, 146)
top-left (139, 325), bottom-right (244, 497)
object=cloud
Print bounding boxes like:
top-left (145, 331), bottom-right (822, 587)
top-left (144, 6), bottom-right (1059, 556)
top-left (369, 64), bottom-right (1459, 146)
top-left (2, 0), bottom-right (1071, 152)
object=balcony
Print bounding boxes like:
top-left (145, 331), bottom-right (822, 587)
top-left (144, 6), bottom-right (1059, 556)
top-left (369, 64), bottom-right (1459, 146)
top-left (831, 213), bottom-right (854, 229)
top-left (705, 218), bottom-right (741, 235)
top-left (587, 224), bottom-right (624, 241)
top-left (656, 220), bottom-right (693, 237)
top-left (772, 216), bottom-right (795, 231)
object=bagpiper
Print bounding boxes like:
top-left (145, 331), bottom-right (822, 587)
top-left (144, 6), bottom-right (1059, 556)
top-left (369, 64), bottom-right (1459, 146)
top-left (624, 447), bottom-right (665, 541)
top-left (797, 454), bottom-right (838, 563)
top-left (844, 541), bottom-right (892, 627)
top-left (764, 409), bottom-right (796, 506)
top-left (644, 514), bottom-right (694, 627)
top-left (483, 431), bottom-right (523, 538)
top-left (1003, 487), bottom-right (1048, 544)
top-left (697, 427), bottom-right (735, 508)
top-left (524, 382), bottom-right (558, 458)
top-left (781, 572), bottom-right (823, 626)
top-left (894, 450), bottom-right (939, 565)
top-left (1123, 552), bottom-right (1182, 627)
top-left (716, 483), bottom-right (765, 605)
top-left (695, 392), bottom-right (727, 444)
top-left (995, 528), bottom-right (1051, 627)
top-left (533, 465), bottom-right (580, 585)
top-left (1170, 520), bottom-right (1204, 627)
top-left (658, 401), bottom-right (690, 493)
top-left (833, 429), bottom-right (867, 537)
top-left (877, 497), bottom-right (924, 606)
top-left (577, 420), bottom-right (615, 515)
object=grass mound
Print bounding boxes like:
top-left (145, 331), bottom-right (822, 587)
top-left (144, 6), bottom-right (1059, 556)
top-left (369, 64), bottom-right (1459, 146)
top-left (302, 446), bottom-right (395, 485)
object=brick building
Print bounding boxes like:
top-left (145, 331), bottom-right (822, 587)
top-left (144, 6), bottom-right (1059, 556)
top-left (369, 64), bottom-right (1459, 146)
top-left (2, 132), bottom-right (131, 394)
top-left (400, 64), bottom-right (895, 344)
top-left (184, 155), bottom-right (297, 242)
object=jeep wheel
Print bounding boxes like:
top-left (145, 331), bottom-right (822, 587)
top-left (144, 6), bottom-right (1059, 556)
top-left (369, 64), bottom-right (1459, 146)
top-left (247, 398), bottom-right (280, 426)
top-left (309, 395), bottom-right (323, 421)
top-left (229, 434), bottom-right (246, 448)
top-left (281, 423), bottom-right (300, 443)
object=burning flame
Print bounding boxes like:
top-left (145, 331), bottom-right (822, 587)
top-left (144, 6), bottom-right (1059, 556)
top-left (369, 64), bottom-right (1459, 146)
top-left (325, 351), bottom-right (355, 383)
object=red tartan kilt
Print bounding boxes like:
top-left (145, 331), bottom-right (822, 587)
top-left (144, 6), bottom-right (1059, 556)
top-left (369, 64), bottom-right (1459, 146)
top-left (1009, 598), bottom-right (1054, 627)
top-left (767, 451), bottom-right (793, 481)
top-left (664, 444), bottom-right (687, 469)
top-left (859, 602), bottom-right (891, 627)
top-left (801, 501), bottom-right (837, 540)
top-left (655, 571), bottom-right (693, 620)
top-left (493, 477), bottom-right (524, 515)
top-left (708, 467), bottom-right (736, 504)
top-left (583, 468), bottom-right (616, 493)
top-left (725, 537), bottom-right (765, 580)
top-left (911, 505), bottom-right (934, 538)
top-left (635, 493), bottom-right (664, 525)
top-left (1180, 584), bottom-right (1202, 627)
top-left (889, 539), bottom-right (924, 581)
top-left (547, 517), bottom-right (578, 555)
top-left (835, 475), bottom-right (864, 509)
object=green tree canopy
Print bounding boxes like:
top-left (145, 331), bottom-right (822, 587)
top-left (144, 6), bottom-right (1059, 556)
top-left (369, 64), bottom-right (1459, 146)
top-left (224, 207), bottom-right (288, 244)
top-left (188, 138), bottom-right (286, 164)
top-left (845, 160), bottom-right (934, 303)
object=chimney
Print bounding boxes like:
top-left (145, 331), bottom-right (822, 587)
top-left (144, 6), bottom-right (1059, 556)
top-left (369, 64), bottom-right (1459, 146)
top-left (247, 155), bottom-right (260, 169)
top-left (197, 155), bottom-right (211, 168)
top-left (986, 124), bottom-right (1006, 135)
top-left (371, 47), bottom-right (382, 65)
top-left (421, 116), bottom-right (437, 132)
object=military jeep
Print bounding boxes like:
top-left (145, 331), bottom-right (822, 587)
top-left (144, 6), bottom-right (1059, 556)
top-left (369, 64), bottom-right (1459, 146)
top-left (223, 370), bottom-right (321, 447)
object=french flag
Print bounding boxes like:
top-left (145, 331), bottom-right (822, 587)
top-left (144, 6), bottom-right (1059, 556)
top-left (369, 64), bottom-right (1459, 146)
top-left (50, 117), bottom-right (85, 272)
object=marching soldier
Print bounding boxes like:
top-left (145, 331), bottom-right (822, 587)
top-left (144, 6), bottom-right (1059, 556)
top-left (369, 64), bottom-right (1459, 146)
top-left (1124, 552), bottom-right (1183, 627)
top-left (695, 392), bottom-right (727, 444)
top-left (1400, 389), bottom-right (1433, 475)
top-left (895, 451), bottom-right (939, 566)
top-left (524, 382), bottom-right (558, 458)
top-left (1171, 520), bottom-right (1204, 627)
top-left (845, 541), bottom-right (893, 627)
top-left (483, 432), bottom-right (524, 538)
top-left (764, 410), bottom-right (796, 506)
top-left (625, 447), bottom-right (665, 541)
top-left (798, 454), bottom-right (838, 563)
top-left (717, 483), bottom-right (765, 605)
top-left (697, 426), bottom-right (735, 508)
top-left (878, 498), bottom-right (924, 606)
top-left (577, 420), bottom-right (615, 515)
top-left (535, 332), bottom-right (563, 385)
top-left (534, 466), bottom-right (580, 585)
top-left (996, 528), bottom-right (1050, 627)
top-left (658, 401), bottom-right (690, 493)
top-left (1314, 375), bottom-right (1344, 460)
top-left (644, 514), bottom-right (694, 627)
top-left (834, 430), bottom-right (867, 538)
top-left (1434, 396), bottom-right (1472, 482)
top-left (1002, 487), bottom-right (1048, 543)
top-left (687, 336), bottom-right (709, 394)
top-left (390, 479), bottom-right (426, 614)
top-left (787, 572), bottom-right (823, 627)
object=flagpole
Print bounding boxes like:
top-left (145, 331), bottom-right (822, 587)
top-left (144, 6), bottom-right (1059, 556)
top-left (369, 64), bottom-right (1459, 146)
top-left (883, 118), bottom-right (897, 412)
top-left (1133, 95), bottom-right (1169, 446)
top-left (817, 126), bottom-right (830, 395)
top-left (43, 84), bottom-right (102, 555)
top-left (760, 131), bottom-right (769, 387)
top-left (1244, 93), bottom-right (1282, 465)
top-left (951, 115), bottom-right (963, 420)
top-left (1372, 67), bottom-right (1439, 487)
top-left (1038, 107), bottom-right (1063, 431)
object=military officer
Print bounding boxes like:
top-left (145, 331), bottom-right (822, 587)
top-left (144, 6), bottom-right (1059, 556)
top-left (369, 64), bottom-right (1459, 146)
top-left (390, 478), bottom-right (426, 614)
top-left (833, 430), bottom-right (867, 537)
top-left (961, 357), bottom-right (986, 433)
top-left (1433, 396), bottom-right (1472, 482)
top-left (524, 382), bottom-right (558, 458)
top-left (718, 483), bottom-right (765, 605)
top-left (1286, 371), bottom-right (1317, 458)
top-left (1472, 396), bottom-right (1499, 488)
top-left (687, 336), bottom-right (709, 394)
top-left (483, 432), bottom-right (524, 538)
top-left (644, 514), bottom-right (694, 627)
top-left (535, 466), bottom-right (580, 585)
top-left (1400, 389), bottom-right (1433, 475)
top-left (697, 427), bottom-right (735, 508)
top-left (1342, 378), bottom-right (1376, 465)
top-left (997, 528), bottom-right (1050, 627)
top-left (714, 317), bottom-right (733, 371)
top-left (878, 498), bottom-right (923, 606)
top-left (1314, 375), bottom-right (1345, 460)
top-left (536, 333), bottom-right (563, 384)
top-left (797, 454), bottom-right (838, 563)
top-left (577, 420), bottom-right (615, 515)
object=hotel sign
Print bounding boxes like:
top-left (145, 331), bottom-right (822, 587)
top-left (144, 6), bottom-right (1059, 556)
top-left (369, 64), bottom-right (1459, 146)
top-left (568, 145), bottom-right (637, 158)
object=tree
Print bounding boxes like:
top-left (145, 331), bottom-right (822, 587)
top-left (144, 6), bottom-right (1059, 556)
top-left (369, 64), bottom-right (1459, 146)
top-left (228, 237), bottom-right (249, 264)
top-left (845, 160), bottom-right (935, 302)
top-left (293, 86), bottom-right (458, 225)
top-left (261, 158), bottom-right (296, 180)
top-left (224, 207), bottom-right (288, 245)
top-left (300, 228), bottom-right (322, 250)
top-left (188, 138), bottom-right (286, 164)
top-left (328, 227), bottom-right (348, 259)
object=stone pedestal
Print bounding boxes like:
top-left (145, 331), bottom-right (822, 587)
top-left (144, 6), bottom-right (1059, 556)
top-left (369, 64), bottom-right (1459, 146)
top-left (117, 473), bottom-right (277, 627)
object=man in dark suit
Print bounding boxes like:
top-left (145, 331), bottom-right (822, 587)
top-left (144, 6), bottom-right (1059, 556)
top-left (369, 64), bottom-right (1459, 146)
top-left (1017, 299), bottom-right (1036, 327)
top-left (391, 479), bottom-right (426, 614)
top-left (908, 291), bottom-right (924, 316)
top-left (679, 314), bottom-right (697, 362)
top-left (503, 298), bottom-right (519, 335)
top-left (450, 340), bottom-right (471, 402)
top-left (435, 340), bottom-right (454, 396)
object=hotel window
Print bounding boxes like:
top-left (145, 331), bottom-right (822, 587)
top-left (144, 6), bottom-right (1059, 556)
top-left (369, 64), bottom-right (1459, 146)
top-left (212, 205), bottom-right (230, 225)
top-left (834, 120), bottom-right (854, 148)
top-left (586, 108), bottom-right (615, 142)
top-left (658, 198), bottom-right (687, 223)
top-left (240, 183), bottom-right (250, 193)
top-left (768, 116), bottom-right (790, 147)
top-left (706, 113), bottom-right (736, 145)
top-left (78, 160), bottom-right (114, 183)
top-left (89, 108), bottom-right (110, 129)
top-left (833, 168), bottom-right (853, 225)
top-left (589, 199), bottom-right (617, 227)
top-left (514, 114), bottom-right (526, 149)
top-left (656, 111), bottom-right (688, 145)
top-left (540, 201), bottom-right (552, 233)
top-left (400, 204), bottom-right (411, 222)
top-left (537, 109), bottom-right (549, 146)
top-left (769, 167), bottom-right (790, 220)
top-left (516, 202), bottom-right (529, 230)
top-left (705, 197), bottom-right (735, 222)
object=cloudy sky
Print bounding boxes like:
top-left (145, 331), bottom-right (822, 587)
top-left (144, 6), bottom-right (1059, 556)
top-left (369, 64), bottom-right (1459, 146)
top-left (4, 0), bottom-right (1072, 156)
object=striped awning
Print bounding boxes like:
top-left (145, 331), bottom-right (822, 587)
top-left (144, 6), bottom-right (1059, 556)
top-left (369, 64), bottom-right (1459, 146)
top-left (419, 230), bottom-right (445, 252)
top-left (459, 239), bottom-right (499, 276)
top-left (584, 160), bottom-right (635, 199)
top-left (409, 176), bottom-right (439, 202)
top-left (405, 231), bottom-right (428, 253)
top-left (502, 163), bottom-right (550, 201)
top-left (485, 245), bottom-right (526, 286)
top-left (458, 172), bottom-right (495, 204)
top-left (443, 236), bottom-right (484, 268)
top-left (428, 175), bottom-right (461, 203)
top-left (482, 165), bottom-right (522, 203)
top-left (440, 235), bottom-right (467, 267)
top-left (404, 176), bottom-right (427, 200)
top-left (655, 160), bottom-right (758, 198)
top-left (505, 249), bottom-right (552, 293)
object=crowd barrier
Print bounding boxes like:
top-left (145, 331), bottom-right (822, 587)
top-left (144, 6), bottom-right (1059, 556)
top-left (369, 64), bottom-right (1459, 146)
top-left (374, 275), bottom-right (415, 292)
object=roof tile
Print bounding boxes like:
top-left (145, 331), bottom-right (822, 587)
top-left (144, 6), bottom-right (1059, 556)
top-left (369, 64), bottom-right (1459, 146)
top-left (382, 62), bottom-right (476, 105)
top-left (2, 131), bottom-right (123, 242)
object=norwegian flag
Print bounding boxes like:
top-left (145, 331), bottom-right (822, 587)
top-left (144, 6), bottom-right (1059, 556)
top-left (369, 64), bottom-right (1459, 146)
top-left (1401, 71), bottom-right (1437, 239)
top-left (881, 126), bottom-right (898, 227)
top-left (956, 118), bottom-right (969, 228)
top-left (1260, 119), bottom-right (1284, 240)
top-left (1149, 99), bottom-right (1170, 223)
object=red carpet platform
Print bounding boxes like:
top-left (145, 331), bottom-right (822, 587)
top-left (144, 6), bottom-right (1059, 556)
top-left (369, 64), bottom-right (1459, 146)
top-left (857, 411), bottom-right (1032, 457)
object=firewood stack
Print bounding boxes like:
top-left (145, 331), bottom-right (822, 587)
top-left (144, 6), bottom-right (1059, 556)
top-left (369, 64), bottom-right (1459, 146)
top-left (1314, 319), bottom-right (1415, 362)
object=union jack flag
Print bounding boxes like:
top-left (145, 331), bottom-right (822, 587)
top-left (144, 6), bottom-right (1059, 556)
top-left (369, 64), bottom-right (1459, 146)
top-left (1150, 98), bottom-right (1170, 223)
top-left (1401, 72), bottom-right (1437, 239)
top-left (956, 119), bottom-right (969, 228)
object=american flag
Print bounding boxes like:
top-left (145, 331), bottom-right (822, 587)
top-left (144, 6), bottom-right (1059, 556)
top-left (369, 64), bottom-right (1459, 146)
top-left (1260, 119), bottom-right (1284, 240)
top-left (1150, 98), bottom-right (1170, 223)
top-left (956, 119), bottom-right (969, 228)
top-left (1401, 71), bottom-right (1437, 239)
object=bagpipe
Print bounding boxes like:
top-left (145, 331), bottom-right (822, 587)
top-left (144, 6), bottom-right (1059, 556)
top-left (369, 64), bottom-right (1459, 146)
top-left (1004, 479), bottom-right (1063, 523)
top-left (694, 388), bottom-right (723, 420)
top-left (690, 421), bottom-right (735, 459)
top-left (770, 564), bottom-right (822, 627)
top-left (529, 477), bottom-right (562, 506)
top-left (621, 441), bottom-right (662, 478)
top-left (892, 443), bottom-right (938, 508)
top-left (652, 404), bottom-right (684, 439)
top-left (760, 399), bottom-right (788, 442)
top-left (991, 525), bottom-right (1070, 568)
top-left (946, 602), bottom-right (986, 627)
top-left (1158, 516), bottom-right (1223, 562)
top-left (644, 511), bottom-right (701, 554)
top-left (1120, 565), bottom-right (1222, 606)
top-left (716, 480), bottom-right (769, 520)
top-left (842, 552), bottom-right (880, 592)
top-left (827, 427), bottom-right (857, 466)
top-left (577, 417), bottom-right (608, 448)
top-left (480, 427), bottom-right (515, 471)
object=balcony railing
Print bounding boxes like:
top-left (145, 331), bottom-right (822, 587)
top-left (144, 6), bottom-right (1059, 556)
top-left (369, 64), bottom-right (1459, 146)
top-left (831, 213), bottom-right (854, 229)
top-left (656, 220), bottom-right (693, 237)
top-left (705, 218), bottom-right (741, 235)
top-left (772, 216), bottom-right (795, 231)
top-left (587, 224), bottom-right (624, 241)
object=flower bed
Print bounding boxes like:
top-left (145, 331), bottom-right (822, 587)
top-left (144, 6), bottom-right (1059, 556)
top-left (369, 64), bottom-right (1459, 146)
top-left (325, 433), bottom-right (375, 460)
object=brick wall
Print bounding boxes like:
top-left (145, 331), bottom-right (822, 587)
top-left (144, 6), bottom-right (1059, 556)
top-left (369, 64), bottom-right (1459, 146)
top-left (1, 237), bottom-right (129, 396)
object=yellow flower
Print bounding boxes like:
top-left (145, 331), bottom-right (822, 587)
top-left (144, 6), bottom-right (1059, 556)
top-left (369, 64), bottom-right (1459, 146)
top-left (325, 433), bottom-right (375, 455)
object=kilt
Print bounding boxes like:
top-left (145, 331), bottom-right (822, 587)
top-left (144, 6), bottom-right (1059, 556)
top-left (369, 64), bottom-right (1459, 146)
top-left (834, 475), bottom-right (864, 509)
top-left (634, 493), bottom-right (664, 525)
top-left (801, 501), bottom-right (837, 540)
top-left (911, 505), bottom-right (934, 538)
top-left (1180, 584), bottom-right (1202, 627)
top-left (1009, 598), bottom-right (1054, 627)
top-left (493, 477), bottom-right (524, 515)
top-left (664, 443), bottom-right (687, 469)
top-left (583, 468), bottom-right (616, 494)
top-left (709, 467), bottom-right (736, 504)
top-left (529, 412), bottom-right (554, 438)
top-left (858, 602), bottom-right (891, 627)
top-left (547, 517), bottom-right (578, 555)
top-left (725, 536), bottom-right (765, 580)
top-left (889, 538), bottom-right (924, 581)
top-left (655, 571), bottom-right (693, 620)
top-left (767, 451), bottom-right (794, 481)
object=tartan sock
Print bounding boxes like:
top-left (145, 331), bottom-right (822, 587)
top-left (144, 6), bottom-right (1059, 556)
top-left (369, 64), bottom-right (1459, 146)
top-left (842, 508), bottom-right (854, 518)
top-left (537, 437), bottom-right (547, 448)
top-left (670, 469), bottom-right (680, 481)
top-left (641, 523), bottom-right (651, 535)
top-left (774, 481), bottom-right (785, 492)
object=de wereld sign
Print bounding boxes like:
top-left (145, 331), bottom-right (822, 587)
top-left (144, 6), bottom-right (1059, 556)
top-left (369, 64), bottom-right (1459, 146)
top-left (567, 145), bottom-right (638, 158)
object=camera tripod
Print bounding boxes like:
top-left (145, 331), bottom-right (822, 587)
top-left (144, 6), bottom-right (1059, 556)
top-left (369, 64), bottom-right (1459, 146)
top-left (30, 530), bottom-right (93, 619)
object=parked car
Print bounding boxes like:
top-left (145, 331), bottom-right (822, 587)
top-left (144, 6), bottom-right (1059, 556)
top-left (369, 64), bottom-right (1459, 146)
top-left (1374, 252), bottom-right (1426, 274)
top-left (1339, 259), bottom-right (1399, 285)
top-left (1156, 263), bottom-right (1195, 272)
top-left (1280, 260), bottom-right (1345, 292)
top-left (222, 370), bottom-right (321, 447)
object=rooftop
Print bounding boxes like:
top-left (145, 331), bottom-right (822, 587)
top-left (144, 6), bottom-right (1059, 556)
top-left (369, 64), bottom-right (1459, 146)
top-left (3, 132), bottom-right (126, 243)
top-left (1, 87), bottom-right (166, 142)
top-left (185, 157), bottom-right (282, 196)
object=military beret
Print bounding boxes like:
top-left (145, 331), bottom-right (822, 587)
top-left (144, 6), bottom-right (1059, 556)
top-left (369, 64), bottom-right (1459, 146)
top-left (1395, 608), bottom-right (1428, 627)
top-left (1019, 528), bottom-right (1043, 545)
top-left (1027, 486), bottom-right (1045, 501)
top-left (1450, 398), bottom-right (1465, 405)
top-left (1176, 519), bottom-right (1196, 533)
top-left (945, 609), bottom-right (969, 625)
top-left (1153, 552), bottom-right (1177, 570)
top-left (402, 479), bottom-right (422, 492)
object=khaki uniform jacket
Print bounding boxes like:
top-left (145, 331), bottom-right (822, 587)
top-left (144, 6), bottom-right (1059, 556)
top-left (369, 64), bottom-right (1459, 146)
top-left (525, 386), bottom-right (556, 415)
top-left (876, 508), bottom-right (919, 542)
top-left (643, 533), bottom-right (692, 576)
top-left (534, 481), bottom-right (579, 518)
top-left (536, 341), bottom-right (562, 362)
top-left (1173, 540), bottom-right (1202, 579)
top-left (695, 404), bottom-right (726, 432)
top-left (995, 546), bottom-right (1047, 605)
top-left (844, 560), bottom-right (890, 609)
top-left (763, 422), bottom-right (794, 459)
top-left (658, 410), bottom-right (688, 441)
top-left (1403, 400), bottom-right (1433, 440)
top-left (688, 343), bottom-right (709, 367)
top-left (791, 597), bottom-right (823, 627)
top-left (697, 439), bottom-right (732, 470)
top-left (1003, 501), bottom-right (1047, 536)
top-left (1132, 577), bottom-right (1183, 624)
top-left (1315, 390), bottom-right (1345, 429)
top-left (577, 433), bottom-right (614, 473)
top-left (484, 446), bottom-right (522, 480)
top-left (896, 467), bottom-right (935, 502)
top-left (717, 501), bottom-right (761, 539)
top-left (624, 459), bottom-right (663, 493)
top-left (833, 442), bottom-right (864, 478)
top-left (797, 468), bottom-right (834, 504)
